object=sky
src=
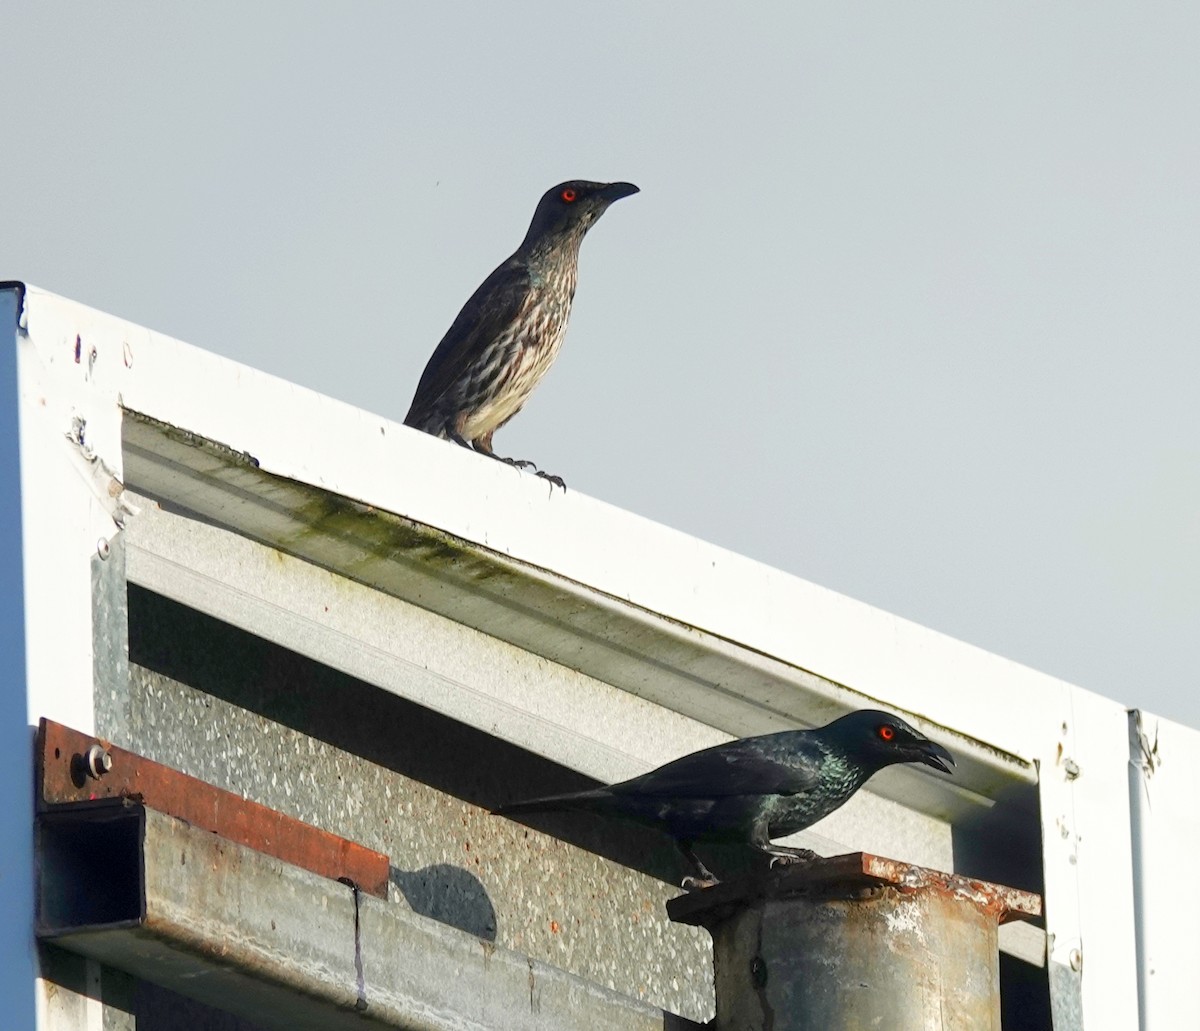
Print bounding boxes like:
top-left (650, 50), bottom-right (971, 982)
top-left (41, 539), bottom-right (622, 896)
top-left (2, 3), bottom-right (1198, 730)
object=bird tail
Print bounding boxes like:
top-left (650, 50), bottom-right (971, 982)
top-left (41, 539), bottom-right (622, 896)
top-left (492, 788), bottom-right (610, 819)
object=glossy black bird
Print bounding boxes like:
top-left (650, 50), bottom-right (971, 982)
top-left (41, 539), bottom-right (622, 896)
top-left (404, 179), bottom-right (639, 487)
top-left (495, 709), bottom-right (954, 887)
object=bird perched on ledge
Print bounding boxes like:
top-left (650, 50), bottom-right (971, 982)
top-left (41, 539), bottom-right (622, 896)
top-left (404, 180), bottom-right (640, 488)
top-left (495, 709), bottom-right (955, 888)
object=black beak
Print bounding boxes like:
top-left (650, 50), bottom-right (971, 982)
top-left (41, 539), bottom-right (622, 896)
top-left (601, 182), bottom-right (640, 202)
top-left (918, 740), bottom-right (956, 775)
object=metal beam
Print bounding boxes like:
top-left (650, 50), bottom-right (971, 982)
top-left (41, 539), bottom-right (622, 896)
top-left (36, 718), bottom-right (391, 899)
top-left (38, 803), bottom-right (702, 1031)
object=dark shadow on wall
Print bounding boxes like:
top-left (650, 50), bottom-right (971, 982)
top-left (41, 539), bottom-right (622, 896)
top-left (391, 863), bottom-right (498, 942)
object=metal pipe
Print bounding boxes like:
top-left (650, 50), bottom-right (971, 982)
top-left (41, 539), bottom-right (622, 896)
top-left (669, 852), bottom-right (1041, 1031)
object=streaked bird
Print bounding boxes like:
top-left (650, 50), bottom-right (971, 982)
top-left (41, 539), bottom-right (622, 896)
top-left (404, 179), bottom-right (639, 487)
top-left (495, 709), bottom-right (955, 887)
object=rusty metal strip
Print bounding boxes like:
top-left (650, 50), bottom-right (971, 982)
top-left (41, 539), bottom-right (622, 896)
top-left (37, 718), bottom-right (390, 899)
top-left (667, 850), bottom-right (1042, 927)
top-left (856, 851), bottom-right (1042, 922)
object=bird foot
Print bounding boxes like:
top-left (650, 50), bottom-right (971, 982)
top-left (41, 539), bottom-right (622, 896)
top-left (508, 459), bottom-right (539, 471)
top-left (681, 875), bottom-right (721, 891)
top-left (767, 847), bottom-right (819, 869)
top-left (474, 447), bottom-right (564, 490)
top-left (470, 445), bottom-right (537, 472)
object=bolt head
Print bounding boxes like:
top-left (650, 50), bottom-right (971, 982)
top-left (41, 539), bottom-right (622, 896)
top-left (85, 744), bottom-right (112, 779)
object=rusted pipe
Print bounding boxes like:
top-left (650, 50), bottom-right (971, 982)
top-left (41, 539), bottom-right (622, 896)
top-left (668, 852), bottom-right (1041, 1031)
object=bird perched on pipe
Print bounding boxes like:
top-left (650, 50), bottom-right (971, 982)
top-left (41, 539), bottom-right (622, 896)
top-left (404, 179), bottom-right (640, 488)
top-left (494, 709), bottom-right (955, 888)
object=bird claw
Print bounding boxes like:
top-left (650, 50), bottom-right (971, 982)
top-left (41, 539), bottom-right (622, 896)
top-left (470, 447), bottom-right (563, 489)
top-left (767, 848), bottom-right (818, 869)
top-left (681, 875), bottom-right (720, 891)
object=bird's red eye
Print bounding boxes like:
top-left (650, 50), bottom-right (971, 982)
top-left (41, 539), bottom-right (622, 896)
top-left (561, 188), bottom-right (577, 202)
top-left (878, 725), bottom-right (896, 742)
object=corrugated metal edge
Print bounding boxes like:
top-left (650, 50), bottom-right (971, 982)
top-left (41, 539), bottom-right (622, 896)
top-left (121, 411), bottom-right (1033, 812)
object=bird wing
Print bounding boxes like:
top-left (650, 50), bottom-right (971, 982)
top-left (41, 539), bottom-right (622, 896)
top-left (404, 259), bottom-right (533, 424)
top-left (612, 737), bottom-right (820, 801)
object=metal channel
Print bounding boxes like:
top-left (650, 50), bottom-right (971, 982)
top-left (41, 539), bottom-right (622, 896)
top-left (37, 804), bottom-right (703, 1031)
top-left (37, 718), bottom-right (390, 899)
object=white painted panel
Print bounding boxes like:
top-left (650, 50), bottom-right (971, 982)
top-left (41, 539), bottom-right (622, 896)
top-left (1129, 711), bottom-right (1200, 1030)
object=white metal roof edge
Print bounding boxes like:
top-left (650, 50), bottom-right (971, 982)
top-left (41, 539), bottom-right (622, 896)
top-left (12, 282), bottom-right (1122, 761)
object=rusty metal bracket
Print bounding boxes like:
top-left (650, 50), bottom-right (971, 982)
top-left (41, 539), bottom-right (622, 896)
top-left (36, 717), bottom-right (390, 899)
top-left (667, 851), bottom-right (1042, 928)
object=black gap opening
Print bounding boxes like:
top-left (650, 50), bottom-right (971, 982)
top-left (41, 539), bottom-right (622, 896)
top-left (38, 804), bottom-right (144, 931)
top-left (954, 782), bottom-right (1050, 1030)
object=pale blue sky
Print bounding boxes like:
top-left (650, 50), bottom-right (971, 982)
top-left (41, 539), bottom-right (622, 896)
top-left (3, 2), bottom-right (1198, 728)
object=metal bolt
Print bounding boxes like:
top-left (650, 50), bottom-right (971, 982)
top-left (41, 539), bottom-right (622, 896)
top-left (1069, 948), bottom-right (1082, 972)
top-left (750, 955), bottom-right (768, 988)
top-left (1063, 758), bottom-right (1081, 780)
top-left (97, 537), bottom-right (110, 560)
top-left (85, 744), bottom-right (112, 779)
